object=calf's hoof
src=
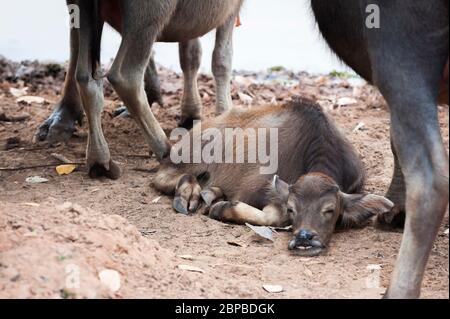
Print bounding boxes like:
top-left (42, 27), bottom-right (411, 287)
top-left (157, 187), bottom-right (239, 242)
top-left (173, 175), bottom-right (201, 215)
top-left (209, 201), bottom-right (235, 222)
top-left (173, 197), bottom-right (190, 215)
top-left (200, 187), bottom-right (223, 207)
top-left (88, 160), bottom-right (122, 180)
top-left (36, 105), bottom-right (82, 144)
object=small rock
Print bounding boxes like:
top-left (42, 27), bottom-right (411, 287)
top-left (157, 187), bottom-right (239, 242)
top-left (99, 269), bottom-right (121, 293)
top-left (263, 285), bottom-right (284, 293)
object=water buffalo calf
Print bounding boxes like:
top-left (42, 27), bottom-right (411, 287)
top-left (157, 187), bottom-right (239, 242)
top-left (154, 98), bottom-right (393, 257)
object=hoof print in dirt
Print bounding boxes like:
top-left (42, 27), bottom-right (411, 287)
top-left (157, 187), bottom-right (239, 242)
top-left (88, 160), bottom-right (122, 180)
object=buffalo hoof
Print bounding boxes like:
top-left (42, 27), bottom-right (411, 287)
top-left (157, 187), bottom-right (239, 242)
top-left (375, 206), bottom-right (405, 232)
top-left (113, 105), bottom-right (131, 118)
top-left (88, 160), bottom-right (122, 180)
top-left (178, 116), bottom-right (202, 130)
top-left (173, 197), bottom-right (189, 215)
top-left (36, 103), bottom-right (82, 144)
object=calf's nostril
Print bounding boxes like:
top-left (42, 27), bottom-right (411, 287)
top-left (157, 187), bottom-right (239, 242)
top-left (298, 229), bottom-right (315, 241)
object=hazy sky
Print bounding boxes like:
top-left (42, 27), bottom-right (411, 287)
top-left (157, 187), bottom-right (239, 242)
top-left (0, 0), bottom-right (349, 73)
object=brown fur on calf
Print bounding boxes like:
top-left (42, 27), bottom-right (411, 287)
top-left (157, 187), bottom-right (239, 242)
top-left (157, 97), bottom-right (365, 203)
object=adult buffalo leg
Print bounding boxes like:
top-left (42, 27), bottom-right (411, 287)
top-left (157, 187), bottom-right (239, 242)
top-left (75, 1), bottom-right (122, 179)
top-left (36, 8), bottom-right (83, 144)
top-left (38, 16), bottom-right (163, 142)
top-left (106, 0), bottom-right (172, 161)
top-left (375, 136), bottom-right (406, 230)
top-left (365, 1), bottom-right (449, 298)
top-left (145, 51), bottom-right (164, 107)
top-left (179, 39), bottom-right (203, 128)
top-left (212, 15), bottom-right (236, 114)
top-left (116, 52), bottom-right (163, 117)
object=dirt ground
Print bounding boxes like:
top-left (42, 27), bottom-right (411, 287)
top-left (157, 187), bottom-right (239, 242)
top-left (0, 60), bottom-right (448, 299)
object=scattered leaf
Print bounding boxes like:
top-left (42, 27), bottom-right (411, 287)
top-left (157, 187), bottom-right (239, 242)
top-left (367, 264), bottom-right (382, 271)
top-left (16, 96), bottom-right (46, 105)
top-left (269, 225), bottom-right (292, 232)
top-left (56, 164), bottom-right (77, 176)
top-left (238, 92), bottom-right (253, 105)
top-left (9, 87), bottom-right (28, 97)
top-left (151, 196), bottom-right (162, 204)
top-left (99, 269), bottom-right (121, 293)
top-left (227, 241), bottom-right (246, 248)
top-left (51, 153), bottom-right (73, 164)
top-left (303, 265), bottom-right (313, 277)
top-left (25, 176), bottom-right (49, 184)
top-left (337, 97), bottom-right (358, 107)
top-left (23, 231), bottom-right (38, 238)
top-left (178, 264), bottom-right (204, 273)
top-left (178, 255), bottom-right (195, 261)
top-left (263, 285), bottom-right (284, 293)
top-left (444, 229), bottom-right (449, 236)
top-left (22, 202), bottom-right (40, 207)
top-left (246, 223), bottom-right (274, 242)
top-left (352, 122), bottom-right (366, 133)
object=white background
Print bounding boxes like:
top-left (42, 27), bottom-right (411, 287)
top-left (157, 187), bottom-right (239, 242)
top-left (0, 0), bottom-right (349, 74)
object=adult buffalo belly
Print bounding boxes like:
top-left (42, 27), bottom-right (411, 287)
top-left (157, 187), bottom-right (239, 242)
top-left (100, 0), bottom-right (122, 31)
top-left (158, 0), bottom-right (243, 42)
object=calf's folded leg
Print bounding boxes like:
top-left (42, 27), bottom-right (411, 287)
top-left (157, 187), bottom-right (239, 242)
top-left (209, 201), bottom-right (290, 227)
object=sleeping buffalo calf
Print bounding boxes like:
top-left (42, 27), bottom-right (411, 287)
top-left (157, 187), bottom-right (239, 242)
top-left (311, 0), bottom-right (449, 298)
top-left (154, 98), bottom-right (393, 257)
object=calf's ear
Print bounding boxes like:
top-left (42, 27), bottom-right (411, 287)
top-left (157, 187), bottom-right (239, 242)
top-left (337, 193), bottom-right (394, 230)
top-left (271, 175), bottom-right (290, 202)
